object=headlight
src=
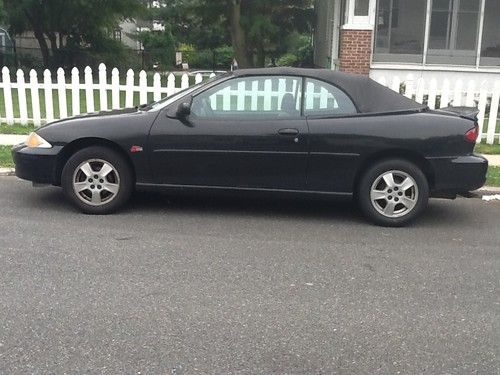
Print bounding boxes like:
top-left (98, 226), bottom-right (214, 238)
top-left (25, 132), bottom-right (52, 149)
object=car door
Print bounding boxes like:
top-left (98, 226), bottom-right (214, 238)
top-left (304, 78), bottom-right (361, 193)
top-left (148, 75), bottom-right (309, 190)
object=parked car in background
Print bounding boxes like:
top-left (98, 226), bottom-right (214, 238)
top-left (12, 68), bottom-right (487, 226)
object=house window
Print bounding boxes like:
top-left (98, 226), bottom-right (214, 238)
top-left (480, 0), bottom-right (500, 66)
top-left (373, 0), bottom-right (427, 63)
top-left (373, 0), bottom-right (498, 68)
top-left (113, 29), bottom-right (122, 42)
top-left (427, 0), bottom-right (480, 65)
top-left (355, 0), bottom-right (370, 15)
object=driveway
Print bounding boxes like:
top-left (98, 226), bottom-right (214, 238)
top-left (0, 176), bottom-right (498, 374)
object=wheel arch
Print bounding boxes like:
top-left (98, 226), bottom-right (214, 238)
top-left (353, 149), bottom-right (434, 194)
top-left (55, 138), bottom-right (136, 186)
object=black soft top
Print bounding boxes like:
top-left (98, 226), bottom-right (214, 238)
top-left (232, 67), bottom-right (427, 114)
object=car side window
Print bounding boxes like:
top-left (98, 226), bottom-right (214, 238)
top-left (191, 76), bottom-right (302, 119)
top-left (304, 78), bottom-right (357, 117)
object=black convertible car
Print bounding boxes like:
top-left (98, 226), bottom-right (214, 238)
top-left (13, 67), bottom-right (487, 226)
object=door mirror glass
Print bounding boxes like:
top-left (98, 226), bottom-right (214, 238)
top-left (176, 102), bottom-right (191, 118)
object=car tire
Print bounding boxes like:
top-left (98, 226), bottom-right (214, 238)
top-left (357, 159), bottom-right (429, 227)
top-left (61, 146), bottom-right (133, 214)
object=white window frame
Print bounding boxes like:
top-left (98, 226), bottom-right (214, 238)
top-left (343, 0), bottom-right (377, 30)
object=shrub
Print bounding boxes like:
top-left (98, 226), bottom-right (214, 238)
top-left (277, 53), bottom-right (299, 67)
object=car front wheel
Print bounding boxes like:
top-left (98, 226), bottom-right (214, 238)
top-left (61, 146), bottom-right (133, 214)
top-left (357, 159), bottom-right (429, 227)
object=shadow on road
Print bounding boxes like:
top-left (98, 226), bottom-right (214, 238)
top-left (21, 183), bottom-right (476, 228)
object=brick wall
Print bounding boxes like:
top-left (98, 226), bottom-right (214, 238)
top-left (339, 29), bottom-right (373, 75)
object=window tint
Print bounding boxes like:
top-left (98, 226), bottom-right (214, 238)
top-left (304, 78), bottom-right (357, 116)
top-left (191, 76), bottom-right (302, 119)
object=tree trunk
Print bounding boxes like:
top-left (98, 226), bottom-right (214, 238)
top-left (24, 10), bottom-right (50, 67)
top-left (47, 32), bottom-right (60, 67)
top-left (229, 0), bottom-right (250, 68)
top-left (256, 44), bottom-right (265, 67)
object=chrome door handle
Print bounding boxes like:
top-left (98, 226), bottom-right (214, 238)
top-left (278, 128), bottom-right (299, 136)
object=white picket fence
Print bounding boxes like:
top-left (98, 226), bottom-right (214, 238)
top-left (373, 74), bottom-right (500, 145)
top-left (0, 63), bottom-right (210, 127)
top-left (0, 63), bottom-right (499, 144)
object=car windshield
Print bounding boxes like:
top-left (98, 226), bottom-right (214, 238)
top-left (148, 74), bottom-right (224, 112)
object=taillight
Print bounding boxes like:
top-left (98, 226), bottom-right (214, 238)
top-left (465, 124), bottom-right (479, 143)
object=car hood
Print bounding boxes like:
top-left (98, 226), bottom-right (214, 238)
top-left (38, 107), bottom-right (141, 130)
top-left (35, 106), bottom-right (158, 146)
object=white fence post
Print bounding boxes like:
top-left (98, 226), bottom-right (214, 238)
top-left (71, 67), bottom-right (80, 116)
top-left (84, 66), bottom-right (94, 113)
top-left (111, 68), bottom-right (120, 109)
top-left (465, 80), bottom-right (476, 107)
top-left (2, 67), bottom-right (14, 125)
top-left (415, 78), bottom-right (425, 104)
top-left (195, 73), bottom-right (203, 84)
top-left (166, 73), bottom-right (176, 96)
top-left (441, 79), bottom-right (451, 109)
top-left (477, 82), bottom-right (488, 143)
top-left (428, 79), bottom-right (437, 109)
top-left (453, 79), bottom-right (463, 107)
top-left (486, 81), bottom-right (500, 145)
top-left (29, 70), bottom-right (41, 127)
top-left (57, 68), bottom-right (67, 119)
top-left (404, 74), bottom-right (414, 99)
top-left (17, 69), bottom-right (28, 125)
top-left (43, 69), bottom-right (54, 123)
top-left (390, 76), bottom-right (401, 93)
top-left (139, 70), bottom-right (148, 104)
top-left (98, 63), bottom-right (108, 111)
top-left (125, 69), bottom-right (134, 108)
top-left (153, 73), bottom-right (162, 102)
top-left (181, 73), bottom-right (189, 90)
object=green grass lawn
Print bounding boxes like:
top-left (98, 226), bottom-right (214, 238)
top-left (0, 146), bottom-right (14, 168)
top-left (487, 166), bottom-right (500, 187)
top-left (0, 123), bottom-right (35, 135)
top-left (475, 143), bottom-right (500, 155)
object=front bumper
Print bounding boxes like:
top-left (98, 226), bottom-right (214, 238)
top-left (428, 154), bottom-right (488, 195)
top-left (12, 144), bottom-right (63, 185)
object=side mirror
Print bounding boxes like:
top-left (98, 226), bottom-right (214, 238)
top-left (176, 102), bottom-right (191, 119)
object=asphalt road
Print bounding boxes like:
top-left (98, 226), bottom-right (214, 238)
top-left (0, 176), bottom-right (498, 374)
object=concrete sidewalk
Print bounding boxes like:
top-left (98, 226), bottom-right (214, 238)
top-left (485, 154), bottom-right (500, 167)
top-left (1, 133), bottom-right (500, 166)
top-left (0, 134), bottom-right (26, 146)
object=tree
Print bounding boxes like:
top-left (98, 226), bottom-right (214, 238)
top-left (4, 0), bottom-right (143, 67)
top-left (138, 27), bottom-right (176, 69)
top-left (169, 0), bottom-right (314, 68)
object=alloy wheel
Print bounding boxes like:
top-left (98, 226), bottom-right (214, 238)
top-left (72, 159), bottom-right (120, 206)
top-left (370, 170), bottom-right (419, 218)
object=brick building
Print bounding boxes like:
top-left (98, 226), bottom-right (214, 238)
top-left (314, 0), bottom-right (500, 83)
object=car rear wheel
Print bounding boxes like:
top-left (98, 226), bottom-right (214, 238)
top-left (357, 159), bottom-right (429, 227)
top-left (61, 146), bottom-right (133, 214)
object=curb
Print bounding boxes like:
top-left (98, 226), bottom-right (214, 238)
top-left (475, 187), bottom-right (500, 196)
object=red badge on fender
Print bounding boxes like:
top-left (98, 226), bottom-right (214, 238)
top-left (130, 145), bottom-right (143, 153)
